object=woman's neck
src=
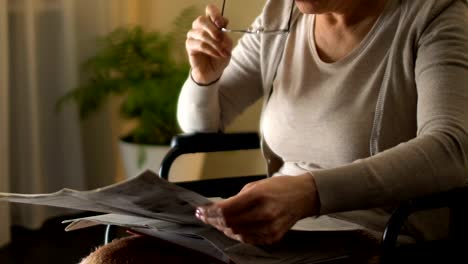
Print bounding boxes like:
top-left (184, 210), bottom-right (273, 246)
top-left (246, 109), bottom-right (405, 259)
top-left (313, 0), bottom-right (389, 63)
top-left (320, 0), bottom-right (388, 28)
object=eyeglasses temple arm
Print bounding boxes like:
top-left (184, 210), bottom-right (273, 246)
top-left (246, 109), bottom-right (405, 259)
top-left (221, 0), bottom-right (226, 17)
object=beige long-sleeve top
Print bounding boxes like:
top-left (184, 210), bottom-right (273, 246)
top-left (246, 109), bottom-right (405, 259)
top-left (177, 0), bottom-right (468, 240)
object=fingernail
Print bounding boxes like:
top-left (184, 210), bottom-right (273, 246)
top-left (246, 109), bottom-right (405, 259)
top-left (195, 207), bottom-right (206, 222)
top-left (196, 207), bottom-right (204, 218)
top-left (223, 49), bottom-right (231, 57)
top-left (215, 18), bottom-right (224, 28)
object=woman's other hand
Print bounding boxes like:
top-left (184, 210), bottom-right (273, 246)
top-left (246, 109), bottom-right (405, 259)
top-left (186, 4), bottom-right (233, 85)
top-left (196, 174), bottom-right (321, 245)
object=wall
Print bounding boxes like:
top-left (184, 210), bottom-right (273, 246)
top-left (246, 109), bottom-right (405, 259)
top-left (73, 0), bottom-right (143, 187)
top-left (0, 0), bottom-right (11, 247)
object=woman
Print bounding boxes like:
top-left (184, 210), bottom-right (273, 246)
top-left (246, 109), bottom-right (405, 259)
top-left (81, 0), bottom-right (468, 262)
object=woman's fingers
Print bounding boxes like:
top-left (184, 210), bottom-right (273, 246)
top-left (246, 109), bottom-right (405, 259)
top-left (196, 193), bottom-right (289, 245)
top-left (223, 206), bottom-right (295, 245)
top-left (185, 4), bottom-right (233, 84)
top-left (186, 28), bottom-right (230, 58)
top-left (186, 37), bottom-right (224, 59)
top-left (192, 15), bottom-right (223, 42)
top-left (205, 4), bottom-right (228, 28)
top-left (195, 175), bottom-right (321, 245)
top-left (219, 219), bottom-right (291, 245)
top-left (197, 192), bottom-right (256, 220)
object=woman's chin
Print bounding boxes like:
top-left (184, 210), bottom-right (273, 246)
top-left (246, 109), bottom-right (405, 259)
top-left (294, 0), bottom-right (322, 14)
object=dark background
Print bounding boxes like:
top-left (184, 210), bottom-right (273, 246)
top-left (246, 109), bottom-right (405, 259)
top-left (0, 212), bottom-right (105, 264)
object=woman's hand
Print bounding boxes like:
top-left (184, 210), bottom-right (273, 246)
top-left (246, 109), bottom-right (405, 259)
top-left (186, 4), bottom-right (233, 85)
top-left (196, 174), bottom-right (321, 245)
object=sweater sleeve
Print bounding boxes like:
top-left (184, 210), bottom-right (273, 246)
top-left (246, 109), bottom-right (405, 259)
top-left (312, 0), bottom-right (468, 215)
top-left (177, 18), bottom-right (265, 133)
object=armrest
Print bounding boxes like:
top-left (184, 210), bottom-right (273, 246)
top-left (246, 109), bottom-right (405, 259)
top-left (382, 185), bottom-right (468, 254)
top-left (159, 132), bottom-right (261, 179)
top-left (170, 132), bottom-right (260, 152)
top-left (176, 175), bottom-right (266, 198)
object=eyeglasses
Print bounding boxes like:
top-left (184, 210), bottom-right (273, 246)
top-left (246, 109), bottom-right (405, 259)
top-left (220, 0), bottom-right (294, 35)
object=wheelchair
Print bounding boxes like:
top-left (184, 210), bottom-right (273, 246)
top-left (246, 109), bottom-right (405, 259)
top-left (106, 132), bottom-right (468, 263)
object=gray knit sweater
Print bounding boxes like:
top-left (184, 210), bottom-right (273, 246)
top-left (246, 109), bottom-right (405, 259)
top-left (178, 0), bottom-right (468, 240)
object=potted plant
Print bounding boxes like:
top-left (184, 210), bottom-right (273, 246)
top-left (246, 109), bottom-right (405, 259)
top-left (57, 7), bottom-right (203, 179)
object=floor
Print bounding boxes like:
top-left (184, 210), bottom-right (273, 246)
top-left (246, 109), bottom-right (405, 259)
top-left (0, 213), bottom-right (106, 264)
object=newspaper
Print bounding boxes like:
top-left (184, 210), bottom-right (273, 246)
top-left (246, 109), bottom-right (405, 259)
top-left (0, 170), bottom-right (369, 264)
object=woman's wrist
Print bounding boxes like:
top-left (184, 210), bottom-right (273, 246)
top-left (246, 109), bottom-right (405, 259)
top-left (299, 173), bottom-right (321, 217)
top-left (190, 69), bottom-right (221, 86)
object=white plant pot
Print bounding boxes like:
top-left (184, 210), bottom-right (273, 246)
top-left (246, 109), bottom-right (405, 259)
top-left (119, 139), bottom-right (205, 182)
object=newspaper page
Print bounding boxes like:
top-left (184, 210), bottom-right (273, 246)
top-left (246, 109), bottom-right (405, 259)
top-left (62, 213), bottom-right (237, 263)
top-left (0, 170), bottom-right (370, 264)
top-left (0, 170), bottom-right (211, 225)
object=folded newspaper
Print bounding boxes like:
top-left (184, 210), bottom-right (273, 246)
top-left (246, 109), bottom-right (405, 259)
top-left (0, 170), bottom-right (369, 264)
